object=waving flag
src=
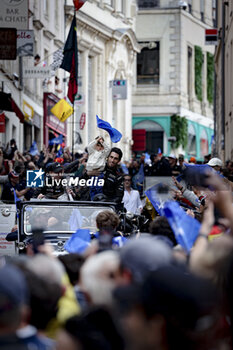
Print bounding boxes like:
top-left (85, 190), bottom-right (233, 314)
top-left (64, 229), bottom-right (90, 254)
top-left (49, 134), bottom-right (63, 146)
top-left (29, 141), bottom-right (39, 156)
top-left (162, 201), bottom-right (200, 252)
top-left (145, 183), bottom-right (169, 215)
top-left (96, 115), bottom-right (122, 143)
top-left (60, 15), bottom-right (78, 104)
top-left (73, 0), bottom-right (87, 11)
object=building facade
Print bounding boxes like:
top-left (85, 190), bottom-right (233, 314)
top-left (0, 0), bottom-right (139, 161)
top-left (132, 0), bottom-right (215, 160)
top-left (215, 0), bottom-right (233, 161)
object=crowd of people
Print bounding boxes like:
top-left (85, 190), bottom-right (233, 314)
top-left (1, 138), bottom-right (233, 349)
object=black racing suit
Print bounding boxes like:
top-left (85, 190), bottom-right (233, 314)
top-left (102, 166), bottom-right (124, 204)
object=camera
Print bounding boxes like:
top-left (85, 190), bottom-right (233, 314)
top-left (178, 1), bottom-right (187, 10)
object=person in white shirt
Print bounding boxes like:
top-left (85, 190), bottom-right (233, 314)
top-left (123, 175), bottom-right (143, 214)
top-left (86, 136), bottom-right (110, 175)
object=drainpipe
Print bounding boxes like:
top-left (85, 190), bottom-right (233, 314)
top-left (221, 2), bottom-right (227, 157)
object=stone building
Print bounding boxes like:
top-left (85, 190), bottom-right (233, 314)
top-left (215, 0), bottom-right (233, 161)
top-left (132, 0), bottom-right (215, 160)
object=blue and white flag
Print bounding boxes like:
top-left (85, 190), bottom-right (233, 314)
top-left (162, 201), bottom-right (200, 252)
top-left (96, 115), bottom-right (122, 143)
top-left (145, 183), bottom-right (168, 215)
top-left (49, 134), bottom-right (63, 145)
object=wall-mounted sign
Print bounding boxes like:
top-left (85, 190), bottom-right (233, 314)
top-left (75, 93), bottom-right (85, 106)
top-left (0, 112), bottom-right (6, 133)
top-left (23, 100), bottom-right (34, 121)
top-left (79, 112), bottom-right (86, 130)
top-left (0, 0), bottom-right (29, 30)
top-left (17, 30), bottom-right (34, 56)
top-left (0, 28), bottom-right (16, 60)
top-left (111, 80), bottom-right (127, 100)
top-left (205, 29), bottom-right (218, 45)
top-left (23, 67), bottom-right (51, 79)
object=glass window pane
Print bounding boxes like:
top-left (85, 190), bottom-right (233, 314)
top-left (137, 42), bottom-right (159, 84)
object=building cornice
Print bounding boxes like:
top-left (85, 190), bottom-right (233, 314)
top-left (44, 30), bottom-right (56, 40)
top-left (33, 19), bottom-right (44, 30)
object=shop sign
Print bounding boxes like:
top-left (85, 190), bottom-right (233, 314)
top-left (0, 28), bottom-right (16, 60)
top-left (23, 67), bottom-right (51, 79)
top-left (0, 0), bottom-right (29, 30)
top-left (0, 112), bottom-right (6, 133)
top-left (17, 30), bottom-right (33, 56)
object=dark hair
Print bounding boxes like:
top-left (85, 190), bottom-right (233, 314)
top-left (149, 217), bottom-right (177, 246)
top-left (123, 174), bottom-right (132, 180)
top-left (109, 147), bottom-right (123, 161)
top-left (58, 254), bottom-right (84, 286)
top-left (96, 210), bottom-right (120, 231)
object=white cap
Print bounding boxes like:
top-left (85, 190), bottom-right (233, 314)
top-left (168, 153), bottom-right (176, 159)
top-left (207, 157), bottom-right (223, 167)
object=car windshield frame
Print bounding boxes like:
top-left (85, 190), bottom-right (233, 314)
top-left (18, 200), bottom-right (117, 237)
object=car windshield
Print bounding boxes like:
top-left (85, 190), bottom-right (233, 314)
top-left (23, 204), bottom-right (114, 235)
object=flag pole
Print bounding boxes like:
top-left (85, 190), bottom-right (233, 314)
top-left (72, 101), bottom-right (74, 160)
top-left (72, 6), bottom-right (75, 161)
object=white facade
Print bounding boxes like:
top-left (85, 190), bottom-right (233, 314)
top-left (65, 0), bottom-right (139, 160)
top-left (0, 0), bottom-right (139, 161)
top-left (132, 0), bottom-right (215, 159)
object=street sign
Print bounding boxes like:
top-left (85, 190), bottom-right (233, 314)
top-left (0, 28), bottom-right (16, 60)
top-left (23, 67), bottom-right (51, 79)
top-left (17, 30), bottom-right (34, 57)
top-left (205, 29), bottom-right (218, 45)
top-left (75, 93), bottom-right (85, 106)
top-left (79, 112), bottom-right (86, 130)
top-left (0, 0), bottom-right (29, 30)
top-left (111, 80), bottom-right (127, 100)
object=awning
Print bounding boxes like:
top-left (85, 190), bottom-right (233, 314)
top-left (0, 92), bottom-right (24, 123)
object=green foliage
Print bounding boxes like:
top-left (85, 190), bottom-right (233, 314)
top-left (195, 45), bottom-right (203, 101)
top-left (207, 52), bottom-right (214, 104)
top-left (170, 114), bottom-right (188, 148)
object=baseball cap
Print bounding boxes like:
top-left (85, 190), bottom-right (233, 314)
top-left (189, 156), bottom-right (196, 163)
top-left (119, 237), bottom-right (172, 283)
top-left (207, 157), bottom-right (223, 167)
top-left (168, 153), bottom-right (176, 159)
top-left (46, 162), bottom-right (63, 173)
top-left (0, 264), bottom-right (29, 312)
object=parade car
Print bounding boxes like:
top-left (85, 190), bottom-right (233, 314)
top-left (16, 200), bottom-right (117, 255)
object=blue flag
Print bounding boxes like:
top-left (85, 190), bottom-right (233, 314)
top-left (145, 183), bottom-right (168, 215)
top-left (56, 145), bottom-right (63, 157)
top-left (64, 229), bottom-right (91, 254)
top-left (29, 141), bottom-right (39, 156)
top-left (162, 201), bottom-right (200, 252)
top-left (96, 115), bottom-right (122, 143)
top-left (68, 209), bottom-right (83, 231)
top-left (49, 134), bottom-right (63, 145)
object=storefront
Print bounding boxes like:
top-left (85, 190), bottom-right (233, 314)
top-left (43, 93), bottom-right (67, 147)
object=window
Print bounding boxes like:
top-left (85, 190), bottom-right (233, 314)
top-left (200, 129), bottom-right (208, 157)
top-left (138, 0), bottom-right (160, 9)
top-left (137, 42), bottom-right (160, 85)
top-left (188, 0), bottom-right (192, 14)
top-left (187, 46), bottom-right (192, 99)
top-left (104, 0), bottom-right (113, 6)
top-left (188, 124), bottom-right (196, 156)
top-left (200, 0), bottom-right (204, 21)
top-left (44, 0), bottom-right (48, 15)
